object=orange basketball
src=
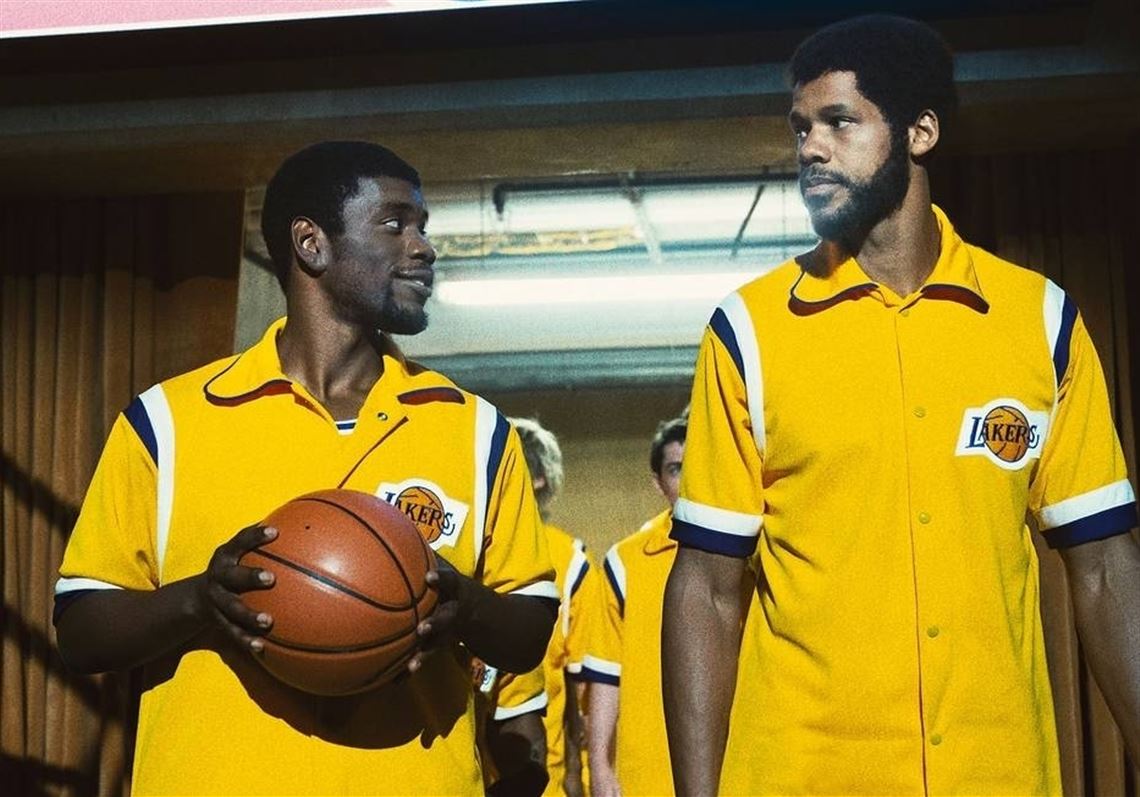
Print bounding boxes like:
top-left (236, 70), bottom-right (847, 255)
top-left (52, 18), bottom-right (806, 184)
top-left (983, 405), bottom-right (1032, 463)
top-left (240, 489), bottom-right (438, 696)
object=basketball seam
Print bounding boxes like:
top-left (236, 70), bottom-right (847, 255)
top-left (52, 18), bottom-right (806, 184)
top-left (262, 625), bottom-right (418, 653)
top-left (250, 548), bottom-right (418, 612)
top-left (299, 495), bottom-right (434, 634)
top-left (298, 496), bottom-right (425, 607)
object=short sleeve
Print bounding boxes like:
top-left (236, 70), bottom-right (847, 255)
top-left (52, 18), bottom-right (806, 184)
top-left (564, 543), bottom-right (599, 677)
top-left (57, 410), bottom-right (160, 596)
top-left (480, 422), bottom-right (558, 599)
top-left (579, 544), bottom-right (624, 686)
top-left (672, 300), bottom-right (765, 557)
top-left (1030, 310), bottom-right (1137, 547)
top-left (488, 665), bottom-right (548, 721)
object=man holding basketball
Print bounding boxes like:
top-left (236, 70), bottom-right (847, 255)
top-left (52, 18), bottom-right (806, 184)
top-left (663, 14), bottom-right (1140, 795)
top-left (54, 141), bottom-right (559, 795)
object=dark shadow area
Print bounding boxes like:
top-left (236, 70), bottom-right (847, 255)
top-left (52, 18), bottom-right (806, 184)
top-left (1, 448), bottom-right (80, 542)
top-left (0, 753), bottom-right (97, 797)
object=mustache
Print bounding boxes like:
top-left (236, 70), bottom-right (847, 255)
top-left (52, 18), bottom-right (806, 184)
top-left (799, 167), bottom-right (852, 191)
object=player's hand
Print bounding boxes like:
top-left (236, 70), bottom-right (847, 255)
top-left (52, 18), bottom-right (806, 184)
top-left (195, 524), bottom-right (277, 653)
top-left (408, 554), bottom-right (474, 672)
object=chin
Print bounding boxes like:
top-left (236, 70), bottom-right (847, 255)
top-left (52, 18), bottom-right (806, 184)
top-left (378, 309), bottom-right (428, 336)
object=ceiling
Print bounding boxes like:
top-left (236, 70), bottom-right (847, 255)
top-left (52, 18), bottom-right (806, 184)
top-left (1, 0), bottom-right (1137, 197)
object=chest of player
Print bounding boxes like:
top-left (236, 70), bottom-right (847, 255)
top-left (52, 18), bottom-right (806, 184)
top-left (758, 291), bottom-right (1057, 488)
top-left (158, 394), bottom-right (484, 584)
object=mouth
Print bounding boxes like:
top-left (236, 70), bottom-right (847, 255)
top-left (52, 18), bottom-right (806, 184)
top-left (393, 270), bottom-right (434, 299)
top-left (800, 176), bottom-right (844, 201)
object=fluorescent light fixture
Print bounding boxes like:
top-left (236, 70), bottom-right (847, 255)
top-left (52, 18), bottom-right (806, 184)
top-left (435, 271), bottom-right (755, 307)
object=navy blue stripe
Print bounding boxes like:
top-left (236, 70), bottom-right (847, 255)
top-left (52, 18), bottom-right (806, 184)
top-left (484, 412), bottom-right (510, 531)
top-left (579, 666), bottom-right (620, 686)
top-left (1044, 502), bottom-right (1137, 549)
top-left (709, 308), bottom-right (745, 382)
top-left (1053, 294), bottom-right (1078, 385)
top-left (569, 559), bottom-right (590, 598)
top-left (603, 558), bottom-right (625, 617)
top-left (52, 589), bottom-right (97, 626)
top-left (670, 517), bottom-right (757, 558)
top-left (124, 396), bottom-right (158, 467)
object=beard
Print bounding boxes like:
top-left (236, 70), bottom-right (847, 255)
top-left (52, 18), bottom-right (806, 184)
top-left (377, 295), bottom-right (428, 336)
top-left (800, 131), bottom-right (910, 245)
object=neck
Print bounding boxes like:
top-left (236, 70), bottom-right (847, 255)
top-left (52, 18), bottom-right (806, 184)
top-left (276, 306), bottom-right (384, 412)
top-left (834, 179), bottom-right (941, 298)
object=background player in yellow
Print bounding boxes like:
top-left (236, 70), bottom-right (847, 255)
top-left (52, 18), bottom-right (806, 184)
top-left (663, 15), bottom-right (1140, 796)
top-left (583, 415), bottom-right (763, 797)
top-left (53, 141), bottom-right (559, 795)
top-left (481, 417), bottom-right (598, 797)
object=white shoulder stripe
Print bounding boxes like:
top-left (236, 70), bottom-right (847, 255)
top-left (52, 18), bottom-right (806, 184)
top-left (1042, 279), bottom-right (1066, 398)
top-left (604, 546), bottom-right (627, 602)
top-left (139, 384), bottom-right (175, 584)
top-left (55, 577), bottom-right (124, 594)
top-left (1036, 479), bottom-right (1136, 530)
top-left (674, 497), bottom-right (763, 537)
top-left (472, 397), bottom-right (497, 564)
top-left (562, 544), bottom-right (589, 637)
top-left (719, 291), bottom-right (765, 455)
top-left (493, 690), bottom-right (548, 721)
top-left (510, 580), bottom-right (561, 600)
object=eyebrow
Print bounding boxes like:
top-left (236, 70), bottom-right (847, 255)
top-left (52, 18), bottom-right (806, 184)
top-left (377, 201), bottom-right (429, 222)
top-left (788, 102), bottom-right (857, 121)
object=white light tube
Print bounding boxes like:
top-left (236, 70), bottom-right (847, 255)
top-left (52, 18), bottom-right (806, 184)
top-left (434, 272), bottom-right (754, 307)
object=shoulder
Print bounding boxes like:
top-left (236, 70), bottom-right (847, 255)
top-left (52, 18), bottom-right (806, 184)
top-left (969, 244), bottom-right (1051, 298)
top-left (718, 259), bottom-right (801, 314)
top-left (543, 524), bottom-right (579, 557)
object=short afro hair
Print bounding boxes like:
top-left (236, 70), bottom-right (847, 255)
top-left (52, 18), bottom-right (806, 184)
top-left (790, 15), bottom-right (957, 139)
top-left (509, 417), bottom-right (564, 517)
top-left (260, 140), bottom-right (421, 291)
top-left (650, 415), bottom-right (687, 477)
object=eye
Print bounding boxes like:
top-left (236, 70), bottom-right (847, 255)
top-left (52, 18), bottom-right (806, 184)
top-left (381, 218), bottom-right (404, 231)
top-left (830, 116), bottom-right (854, 129)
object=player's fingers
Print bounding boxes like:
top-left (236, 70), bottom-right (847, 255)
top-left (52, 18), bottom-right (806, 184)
top-left (214, 561), bottom-right (275, 594)
top-left (425, 564), bottom-right (459, 599)
top-left (417, 600), bottom-right (459, 648)
top-left (228, 524), bottom-right (276, 555)
top-left (209, 583), bottom-right (273, 636)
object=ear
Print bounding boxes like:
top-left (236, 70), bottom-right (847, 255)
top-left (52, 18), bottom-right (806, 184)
top-left (291, 216), bottom-right (329, 277)
top-left (651, 473), bottom-right (665, 498)
top-left (909, 109), bottom-right (940, 159)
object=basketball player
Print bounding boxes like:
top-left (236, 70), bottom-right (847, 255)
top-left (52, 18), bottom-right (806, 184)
top-left (662, 15), bottom-right (1140, 795)
top-left (582, 415), bottom-right (763, 796)
top-left (479, 417), bottom-right (598, 797)
top-left (53, 141), bottom-right (559, 795)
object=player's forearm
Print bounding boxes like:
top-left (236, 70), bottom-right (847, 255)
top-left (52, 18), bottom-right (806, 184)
top-left (563, 675), bottom-right (587, 797)
top-left (461, 589), bottom-right (557, 673)
top-left (585, 681), bottom-right (619, 797)
top-left (54, 575), bottom-right (209, 674)
top-left (1063, 533), bottom-right (1140, 762)
top-left (662, 547), bottom-right (745, 797)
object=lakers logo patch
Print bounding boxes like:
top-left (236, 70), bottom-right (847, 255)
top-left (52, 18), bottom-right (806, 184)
top-left (377, 478), bottom-right (469, 549)
top-left (955, 399), bottom-right (1049, 470)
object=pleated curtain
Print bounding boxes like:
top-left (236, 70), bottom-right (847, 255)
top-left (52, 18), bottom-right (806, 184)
top-left (0, 192), bottom-right (242, 796)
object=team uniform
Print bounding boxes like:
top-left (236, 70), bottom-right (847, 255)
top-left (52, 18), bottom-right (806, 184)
top-left (55, 317), bottom-right (558, 796)
top-left (491, 524), bottom-right (596, 795)
top-left (673, 205), bottom-right (1138, 794)
top-left (582, 509), bottom-right (762, 796)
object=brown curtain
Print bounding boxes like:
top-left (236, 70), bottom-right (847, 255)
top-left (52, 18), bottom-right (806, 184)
top-left (0, 192), bottom-right (243, 796)
top-left (933, 147), bottom-right (1139, 796)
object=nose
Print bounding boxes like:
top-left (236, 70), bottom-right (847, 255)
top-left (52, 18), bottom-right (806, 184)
top-left (408, 229), bottom-right (436, 266)
top-left (798, 126), bottom-right (830, 166)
